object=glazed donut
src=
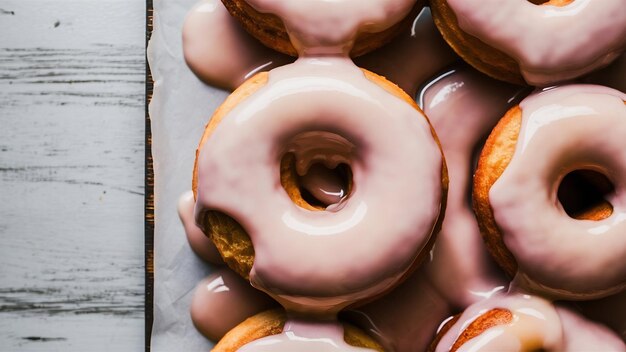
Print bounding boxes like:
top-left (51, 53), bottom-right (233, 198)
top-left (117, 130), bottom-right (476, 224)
top-left (220, 0), bottom-right (425, 57)
top-left (473, 84), bottom-right (626, 299)
top-left (430, 0), bottom-right (626, 86)
top-left (430, 293), bottom-right (626, 351)
top-left (213, 309), bottom-right (384, 352)
top-left (193, 58), bottom-right (447, 315)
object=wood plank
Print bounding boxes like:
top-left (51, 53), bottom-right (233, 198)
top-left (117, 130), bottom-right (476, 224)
top-left (0, 0), bottom-right (145, 350)
top-left (145, 0), bottom-right (155, 350)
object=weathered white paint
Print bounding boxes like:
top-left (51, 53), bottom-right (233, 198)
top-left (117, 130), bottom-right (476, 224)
top-left (0, 0), bottom-right (145, 350)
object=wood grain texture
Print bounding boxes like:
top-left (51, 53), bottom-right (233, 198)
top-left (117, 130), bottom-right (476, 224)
top-left (0, 0), bottom-right (145, 350)
top-left (145, 0), bottom-right (155, 350)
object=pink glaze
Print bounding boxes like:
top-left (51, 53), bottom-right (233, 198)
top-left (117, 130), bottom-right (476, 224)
top-left (238, 318), bottom-right (374, 351)
top-left (182, 2), bottom-right (459, 95)
top-left (435, 293), bottom-right (625, 351)
top-left (190, 268), bottom-right (275, 341)
top-left (557, 306), bottom-right (626, 351)
top-left (436, 293), bottom-right (564, 351)
top-left (446, 0), bottom-right (626, 85)
top-left (355, 8), bottom-right (458, 96)
top-left (299, 163), bottom-right (347, 207)
top-left (195, 57), bottom-right (444, 315)
top-left (344, 268), bottom-right (452, 352)
top-left (490, 85), bottom-right (626, 299)
top-left (177, 190), bottom-right (223, 265)
top-left (182, 0), bottom-right (292, 90)
top-left (245, 0), bottom-right (419, 56)
top-left (419, 66), bottom-right (524, 308)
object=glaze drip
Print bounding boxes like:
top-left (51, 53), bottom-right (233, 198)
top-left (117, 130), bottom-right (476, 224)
top-left (238, 319), bottom-right (375, 352)
top-left (355, 8), bottom-right (457, 96)
top-left (418, 66), bottom-right (523, 308)
top-left (190, 269), bottom-right (275, 341)
top-left (245, 0), bottom-right (417, 56)
top-left (182, 0), bottom-right (293, 90)
top-left (343, 268), bottom-right (453, 352)
top-left (178, 190), bottom-right (224, 265)
top-left (182, 2), bottom-right (458, 93)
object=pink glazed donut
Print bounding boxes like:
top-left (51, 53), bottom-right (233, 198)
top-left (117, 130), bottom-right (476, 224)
top-left (220, 0), bottom-right (424, 57)
top-left (431, 293), bottom-right (626, 351)
top-left (192, 58), bottom-right (447, 316)
top-left (430, 0), bottom-right (626, 86)
top-left (474, 84), bottom-right (626, 300)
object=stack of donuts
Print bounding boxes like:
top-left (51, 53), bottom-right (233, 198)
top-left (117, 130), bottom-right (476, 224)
top-left (175, 0), bottom-right (626, 350)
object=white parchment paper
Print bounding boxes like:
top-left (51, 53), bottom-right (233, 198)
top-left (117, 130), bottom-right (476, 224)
top-left (148, 0), bottom-right (228, 350)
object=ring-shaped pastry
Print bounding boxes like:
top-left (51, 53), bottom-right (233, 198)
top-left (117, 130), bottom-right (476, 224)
top-left (193, 59), bottom-right (447, 315)
top-left (430, 0), bottom-right (626, 85)
top-left (474, 84), bottom-right (626, 299)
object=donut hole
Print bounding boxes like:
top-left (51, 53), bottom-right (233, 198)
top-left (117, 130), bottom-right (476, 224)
top-left (557, 170), bottom-right (614, 221)
top-left (298, 162), bottom-right (352, 208)
top-left (280, 132), bottom-right (355, 210)
top-left (281, 153), bottom-right (353, 210)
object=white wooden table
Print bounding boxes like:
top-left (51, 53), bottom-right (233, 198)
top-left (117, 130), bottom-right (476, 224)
top-left (0, 0), bottom-right (146, 350)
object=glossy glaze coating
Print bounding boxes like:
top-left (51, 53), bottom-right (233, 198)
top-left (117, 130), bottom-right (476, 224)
top-left (182, 3), bottom-right (458, 94)
top-left (245, 0), bottom-right (416, 56)
top-left (354, 8), bottom-right (457, 96)
top-left (178, 190), bottom-right (224, 265)
top-left (238, 319), bottom-right (374, 351)
top-left (490, 85), bottom-right (626, 299)
top-left (419, 66), bottom-right (523, 308)
top-left (436, 293), bottom-right (564, 351)
top-left (179, 0), bottom-right (626, 348)
top-left (435, 293), bottom-right (626, 351)
top-left (195, 57), bottom-right (444, 315)
top-left (182, 0), bottom-right (292, 90)
top-left (190, 269), bottom-right (275, 341)
top-left (298, 163), bottom-right (347, 207)
top-left (446, 0), bottom-right (626, 85)
top-left (344, 268), bottom-right (452, 352)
